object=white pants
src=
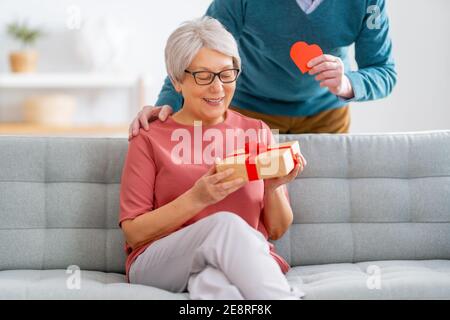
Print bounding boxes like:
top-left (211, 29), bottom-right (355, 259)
top-left (129, 211), bottom-right (304, 300)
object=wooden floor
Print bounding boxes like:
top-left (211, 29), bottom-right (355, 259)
top-left (0, 123), bottom-right (129, 137)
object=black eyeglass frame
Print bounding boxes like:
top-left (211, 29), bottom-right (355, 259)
top-left (184, 68), bottom-right (240, 85)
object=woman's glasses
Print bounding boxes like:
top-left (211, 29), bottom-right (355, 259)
top-left (184, 68), bottom-right (240, 85)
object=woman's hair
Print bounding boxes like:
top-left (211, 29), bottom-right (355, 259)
top-left (165, 16), bottom-right (241, 83)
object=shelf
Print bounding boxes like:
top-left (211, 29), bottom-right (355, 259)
top-left (0, 73), bottom-right (153, 89)
top-left (0, 123), bottom-right (129, 137)
top-left (0, 72), bottom-right (152, 123)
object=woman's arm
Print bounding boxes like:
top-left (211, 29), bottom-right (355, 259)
top-left (262, 154), bottom-right (306, 240)
top-left (121, 189), bottom-right (204, 250)
top-left (121, 165), bottom-right (245, 250)
top-left (262, 185), bottom-right (294, 240)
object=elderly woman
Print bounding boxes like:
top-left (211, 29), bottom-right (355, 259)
top-left (119, 17), bottom-right (306, 300)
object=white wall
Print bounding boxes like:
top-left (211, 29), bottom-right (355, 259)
top-left (351, 0), bottom-right (450, 133)
top-left (0, 0), bottom-right (449, 132)
top-left (0, 0), bottom-right (213, 124)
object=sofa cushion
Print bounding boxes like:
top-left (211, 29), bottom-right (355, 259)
top-left (0, 269), bottom-right (188, 300)
top-left (2, 260), bottom-right (449, 300)
top-left (287, 259), bottom-right (450, 299)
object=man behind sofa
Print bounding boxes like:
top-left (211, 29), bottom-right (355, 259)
top-left (128, 0), bottom-right (396, 138)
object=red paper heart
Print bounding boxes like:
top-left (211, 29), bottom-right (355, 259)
top-left (290, 41), bottom-right (323, 74)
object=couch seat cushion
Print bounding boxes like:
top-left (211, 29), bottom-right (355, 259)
top-left (286, 260), bottom-right (450, 299)
top-left (0, 269), bottom-right (188, 299)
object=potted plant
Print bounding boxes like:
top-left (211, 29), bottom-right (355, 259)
top-left (6, 21), bottom-right (45, 73)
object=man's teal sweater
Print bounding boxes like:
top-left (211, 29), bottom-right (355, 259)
top-left (156, 0), bottom-right (397, 116)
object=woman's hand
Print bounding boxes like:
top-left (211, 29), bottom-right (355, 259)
top-left (188, 164), bottom-right (247, 208)
top-left (264, 153), bottom-right (307, 192)
top-left (128, 105), bottom-right (173, 141)
top-left (308, 54), bottom-right (354, 99)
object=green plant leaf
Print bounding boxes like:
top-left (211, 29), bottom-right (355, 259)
top-left (6, 20), bottom-right (45, 47)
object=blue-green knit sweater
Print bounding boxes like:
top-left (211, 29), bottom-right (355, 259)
top-left (156, 0), bottom-right (397, 116)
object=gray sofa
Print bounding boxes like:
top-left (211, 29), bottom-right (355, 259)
top-left (1, 131), bottom-right (449, 299)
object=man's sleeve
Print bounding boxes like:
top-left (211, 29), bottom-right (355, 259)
top-left (344, 0), bottom-right (397, 102)
top-left (119, 132), bottom-right (156, 227)
top-left (155, 0), bottom-right (246, 110)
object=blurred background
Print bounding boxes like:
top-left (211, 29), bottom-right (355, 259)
top-left (0, 0), bottom-right (449, 137)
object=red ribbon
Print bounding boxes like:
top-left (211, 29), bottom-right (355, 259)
top-left (231, 141), bottom-right (299, 181)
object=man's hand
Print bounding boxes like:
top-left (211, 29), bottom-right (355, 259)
top-left (128, 105), bottom-right (173, 141)
top-left (308, 54), bottom-right (354, 99)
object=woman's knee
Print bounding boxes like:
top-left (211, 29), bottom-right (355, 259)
top-left (204, 211), bottom-right (266, 244)
top-left (206, 211), bottom-right (249, 228)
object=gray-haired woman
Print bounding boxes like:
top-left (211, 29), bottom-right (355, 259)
top-left (119, 17), bottom-right (306, 300)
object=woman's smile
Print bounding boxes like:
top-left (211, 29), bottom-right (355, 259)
top-left (203, 96), bottom-right (225, 107)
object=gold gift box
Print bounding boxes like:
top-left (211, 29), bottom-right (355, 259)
top-left (215, 141), bottom-right (301, 182)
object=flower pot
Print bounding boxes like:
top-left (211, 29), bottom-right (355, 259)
top-left (9, 50), bottom-right (37, 73)
top-left (23, 94), bottom-right (76, 126)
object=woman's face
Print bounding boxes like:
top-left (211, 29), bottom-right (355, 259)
top-left (173, 47), bottom-right (237, 124)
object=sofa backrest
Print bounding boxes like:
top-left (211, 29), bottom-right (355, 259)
top-left (0, 137), bottom-right (126, 273)
top-left (273, 131), bottom-right (450, 266)
top-left (1, 131), bottom-right (449, 274)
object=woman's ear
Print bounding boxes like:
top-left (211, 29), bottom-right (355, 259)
top-left (170, 78), bottom-right (183, 94)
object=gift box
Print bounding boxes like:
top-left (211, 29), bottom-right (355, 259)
top-left (215, 140), bottom-right (301, 182)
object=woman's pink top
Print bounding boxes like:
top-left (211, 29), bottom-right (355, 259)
top-left (119, 109), bottom-right (291, 281)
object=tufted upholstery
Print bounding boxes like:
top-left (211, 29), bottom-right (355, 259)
top-left (1, 131), bottom-right (449, 299)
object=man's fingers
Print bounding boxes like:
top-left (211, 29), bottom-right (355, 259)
top-left (320, 78), bottom-right (340, 88)
top-left (129, 109), bottom-right (144, 138)
top-left (130, 107), bottom-right (156, 137)
top-left (315, 70), bottom-right (340, 82)
top-left (128, 105), bottom-right (173, 139)
top-left (141, 106), bottom-right (162, 131)
top-left (307, 54), bottom-right (336, 68)
top-left (159, 105), bottom-right (173, 121)
top-left (128, 120), bottom-right (136, 140)
top-left (128, 114), bottom-right (143, 139)
top-left (307, 54), bottom-right (325, 68)
top-left (309, 61), bottom-right (338, 75)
